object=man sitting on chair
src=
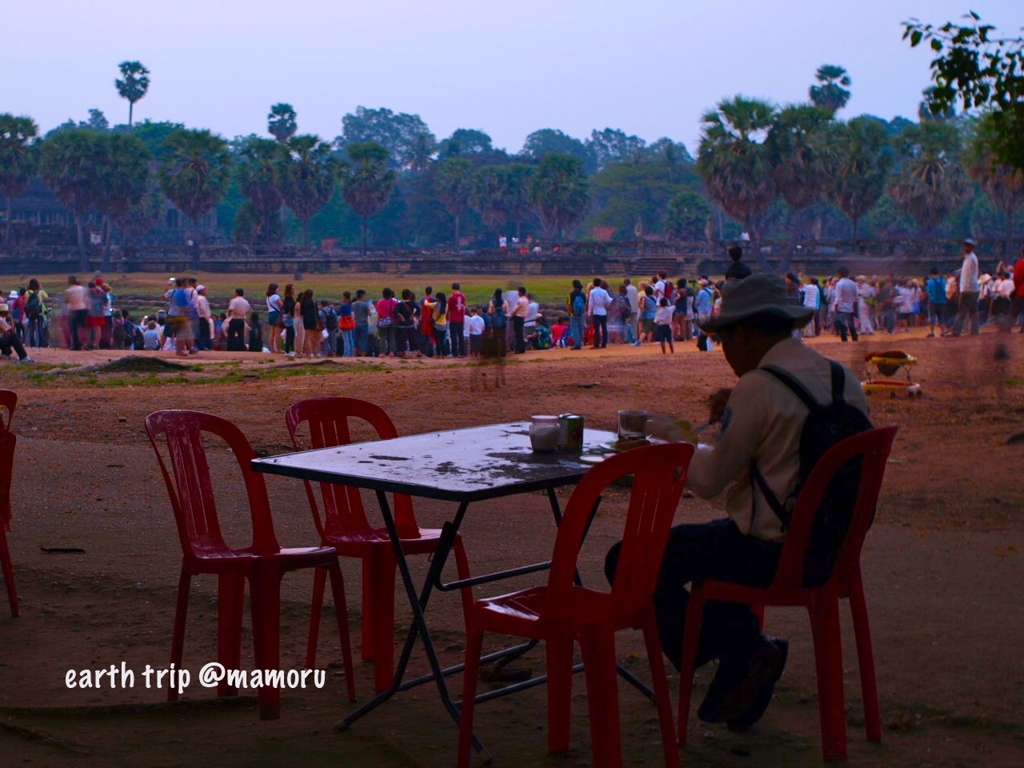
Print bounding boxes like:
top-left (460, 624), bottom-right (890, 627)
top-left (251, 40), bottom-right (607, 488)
top-left (605, 273), bottom-right (871, 730)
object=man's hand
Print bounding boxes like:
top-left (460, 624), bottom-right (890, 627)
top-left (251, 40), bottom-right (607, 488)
top-left (708, 388), bottom-right (732, 423)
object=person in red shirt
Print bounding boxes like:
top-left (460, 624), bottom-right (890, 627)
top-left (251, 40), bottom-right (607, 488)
top-left (1012, 249), bottom-right (1024, 332)
top-left (448, 282), bottom-right (467, 357)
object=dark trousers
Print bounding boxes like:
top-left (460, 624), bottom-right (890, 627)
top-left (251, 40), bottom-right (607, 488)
top-left (0, 331), bottom-right (27, 360)
top-left (198, 318), bottom-right (212, 350)
top-left (834, 311), bottom-right (859, 342)
top-left (592, 314), bottom-right (608, 347)
top-left (69, 310), bottom-right (87, 350)
top-left (605, 518), bottom-right (781, 670)
top-left (513, 316), bottom-right (526, 353)
top-left (226, 318), bottom-right (246, 351)
top-left (449, 321), bottom-right (465, 356)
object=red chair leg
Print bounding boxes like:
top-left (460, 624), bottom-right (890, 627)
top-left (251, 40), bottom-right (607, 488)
top-left (249, 560), bottom-right (282, 721)
top-left (677, 591), bottom-right (706, 745)
top-left (545, 630), bottom-right (574, 753)
top-left (325, 562), bottom-right (356, 702)
top-left (457, 623), bottom-right (485, 768)
top-left (304, 565), bottom-right (328, 669)
top-left (641, 610), bottom-right (680, 768)
top-left (0, 525), bottom-right (18, 618)
top-left (578, 625), bottom-right (622, 768)
top-left (168, 571), bottom-right (191, 702)
top-left (365, 551), bottom-right (397, 693)
top-left (809, 595), bottom-right (848, 761)
top-left (360, 556), bottom-right (376, 662)
top-left (217, 572), bottom-right (245, 696)
top-left (848, 575), bottom-right (881, 742)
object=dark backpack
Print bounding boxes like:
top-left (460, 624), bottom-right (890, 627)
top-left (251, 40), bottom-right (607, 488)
top-left (322, 308), bottom-right (338, 332)
top-left (492, 304), bottom-right (507, 330)
top-left (26, 291), bottom-right (42, 318)
top-left (752, 361), bottom-right (873, 587)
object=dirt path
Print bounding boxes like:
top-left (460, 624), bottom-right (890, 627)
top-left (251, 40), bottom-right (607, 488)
top-left (0, 328), bottom-right (1021, 766)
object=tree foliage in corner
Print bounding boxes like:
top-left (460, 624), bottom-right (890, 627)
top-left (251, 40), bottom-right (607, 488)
top-left (904, 13), bottom-right (1024, 170)
top-left (0, 113), bottom-right (39, 249)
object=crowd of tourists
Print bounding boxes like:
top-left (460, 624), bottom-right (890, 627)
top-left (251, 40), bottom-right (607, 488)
top-left (3, 239), bottom-right (1020, 362)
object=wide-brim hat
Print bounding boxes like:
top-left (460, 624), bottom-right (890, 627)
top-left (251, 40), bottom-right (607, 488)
top-left (0, 304), bottom-right (9, 312)
top-left (700, 274), bottom-right (814, 334)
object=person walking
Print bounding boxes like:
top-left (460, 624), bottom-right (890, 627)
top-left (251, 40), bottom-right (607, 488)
top-left (951, 238), bottom-right (981, 337)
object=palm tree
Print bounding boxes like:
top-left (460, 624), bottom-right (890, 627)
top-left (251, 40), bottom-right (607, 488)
top-left (341, 141), bottom-right (396, 255)
top-left (888, 121), bottom-right (971, 233)
top-left (39, 128), bottom-right (105, 270)
top-left (157, 128), bottom-right (232, 268)
top-left (435, 157), bottom-right (474, 247)
top-left (92, 133), bottom-right (152, 271)
top-left (234, 137), bottom-right (284, 244)
top-left (276, 134), bottom-right (336, 246)
top-left (470, 165), bottom-right (513, 238)
top-left (115, 61), bottom-right (150, 129)
top-left (528, 154), bottom-right (589, 241)
top-left (267, 103), bottom-right (297, 143)
top-left (966, 115), bottom-right (1024, 255)
top-left (696, 96), bottom-right (777, 268)
top-left (809, 65), bottom-right (852, 115)
top-left (825, 117), bottom-right (893, 237)
top-left (0, 114), bottom-right (39, 249)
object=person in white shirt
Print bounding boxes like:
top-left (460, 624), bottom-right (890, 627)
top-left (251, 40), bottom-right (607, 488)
top-left (830, 266), bottom-right (859, 342)
top-left (466, 307), bottom-right (485, 356)
top-left (587, 278), bottom-right (613, 348)
top-left (855, 276), bottom-right (875, 335)
top-left (604, 273), bottom-right (870, 730)
top-left (623, 278), bottom-right (640, 342)
top-left (226, 288), bottom-right (251, 352)
top-left (952, 237), bottom-right (981, 336)
top-left (801, 279), bottom-right (821, 337)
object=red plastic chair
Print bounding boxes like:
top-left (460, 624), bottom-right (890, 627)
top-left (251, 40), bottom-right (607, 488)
top-left (0, 390), bottom-right (18, 618)
top-left (145, 409), bottom-right (355, 719)
top-left (457, 442), bottom-right (695, 768)
top-left (677, 426), bottom-right (898, 761)
top-left (285, 397), bottom-right (471, 693)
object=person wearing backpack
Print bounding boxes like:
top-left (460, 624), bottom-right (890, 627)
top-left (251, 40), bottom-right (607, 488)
top-left (566, 279), bottom-right (586, 350)
top-left (24, 279), bottom-right (48, 349)
top-left (604, 273), bottom-right (872, 733)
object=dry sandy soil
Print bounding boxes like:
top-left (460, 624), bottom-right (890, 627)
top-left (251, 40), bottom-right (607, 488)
top-left (0, 327), bottom-right (1021, 767)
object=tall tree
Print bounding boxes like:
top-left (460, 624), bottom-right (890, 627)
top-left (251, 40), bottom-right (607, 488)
top-left (825, 116), bottom-right (893, 237)
top-left (438, 128), bottom-right (493, 159)
top-left (92, 133), bottom-right (152, 270)
top-left (276, 134), bottom-right (336, 246)
top-left (408, 132), bottom-right (438, 171)
top-left (0, 114), bottom-right (39, 249)
top-left (337, 107), bottom-right (435, 170)
top-left (696, 96), bottom-right (777, 267)
top-left (587, 128), bottom-right (647, 169)
top-left (521, 129), bottom-right (595, 172)
top-left (966, 114), bottom-right (1024, 254)
top-left (39, 128), bottom-right (105, 270)
top-left (115, 61), bottom-right (150, 129)
top-left (664, 190), bottom-right (713, 241)
top-left (470, 165), bottom-right (514, 237)
top-left (435, 158), bottom-right (474, 247)
top-left (888, 121), bottom-right (971, 233)
top-left (157, 128), bottom-right (232, 267)
top-left (809, 65), bottom-right (852, 114)
top-left (341, 141), bottom-right (396, 255)
top-left (528, 153), bottom-right (589, 240)
top-left (905, 13), bottom-right (1024, 170)
top-left (267, 103), bottom-right (297, 143)
top-left (234, 136), bottom-right (285, 245)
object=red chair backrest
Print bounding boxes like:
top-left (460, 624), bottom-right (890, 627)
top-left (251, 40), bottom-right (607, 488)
top-left (285, 397), bottom-right (420, 539)
top-left (145, 410), bottom-right (280, 560)
top-left (0, 390), bottom-right (16, 531)
top-left (546, 442), bottom-right (694, 622)
top-left (0, 390), bottom-right (16, 435)
top-left (770, 426), bottom-right (898, 591)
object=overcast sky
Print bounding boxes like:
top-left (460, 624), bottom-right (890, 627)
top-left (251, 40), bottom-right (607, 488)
top-left (3, 1), bottom-right (1019, 155)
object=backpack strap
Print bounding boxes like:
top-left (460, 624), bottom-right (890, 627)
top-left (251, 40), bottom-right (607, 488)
top-left (750, 361), bottom-right (844, 530)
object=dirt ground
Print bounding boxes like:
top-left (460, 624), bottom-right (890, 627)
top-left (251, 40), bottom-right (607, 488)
top-left (0, 327), bottom-right (1022, 767)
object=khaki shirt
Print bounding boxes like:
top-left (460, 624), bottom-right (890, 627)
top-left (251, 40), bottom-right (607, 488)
top-left (687, 337), bottom-right (870, 542)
